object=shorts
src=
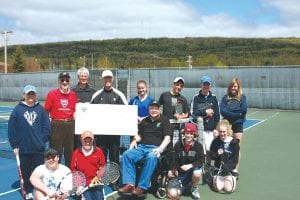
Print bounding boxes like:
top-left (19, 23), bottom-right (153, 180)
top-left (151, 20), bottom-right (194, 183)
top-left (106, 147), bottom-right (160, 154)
top-left (232, 124), bottom-right (243, 133)
top-left (178, 166), bottom-right (202, 186)
top-left (203, 131), bottom-right (214, 153)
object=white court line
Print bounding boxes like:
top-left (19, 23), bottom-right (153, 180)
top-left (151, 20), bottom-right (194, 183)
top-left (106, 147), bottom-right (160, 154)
top-left (247, 110), bottom-right (260, 117)
top-left (0, 187), bottom-right (20, 197)
top-left (244, 112), bottom-right (280, 132)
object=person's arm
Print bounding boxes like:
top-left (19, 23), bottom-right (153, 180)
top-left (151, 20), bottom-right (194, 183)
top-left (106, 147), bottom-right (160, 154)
top-left (129, 134), bottom-right (141, 149)
top-left (152, 135), bottom-right (171, 156)
top-left (30, 168), bottom-right (56, 198)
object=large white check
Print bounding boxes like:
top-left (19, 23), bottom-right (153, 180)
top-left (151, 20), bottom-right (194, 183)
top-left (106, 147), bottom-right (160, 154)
top-left (75, 103), bottom-right (138, 135)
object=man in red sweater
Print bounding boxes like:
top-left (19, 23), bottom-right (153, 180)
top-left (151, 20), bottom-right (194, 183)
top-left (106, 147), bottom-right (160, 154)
top-left (70, 131), bottom-right (106, 200)
top-left (44, 72), bottom-right (77, 167)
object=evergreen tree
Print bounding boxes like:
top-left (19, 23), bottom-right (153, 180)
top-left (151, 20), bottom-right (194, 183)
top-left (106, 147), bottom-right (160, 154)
top-left (13, 46), bottom-right (25, 72)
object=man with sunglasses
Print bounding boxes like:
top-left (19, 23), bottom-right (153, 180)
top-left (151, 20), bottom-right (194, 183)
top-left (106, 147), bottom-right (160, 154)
top-left (44, 72), bottom-right (77, 168)
top-left (8, 85), bottom-right (51, 200)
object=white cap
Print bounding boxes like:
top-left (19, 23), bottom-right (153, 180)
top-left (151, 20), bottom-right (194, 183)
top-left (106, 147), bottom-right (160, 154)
top-left (101, 70), bottom-right (113, 78)
top-left (173, 77), bottom-right (185, 84)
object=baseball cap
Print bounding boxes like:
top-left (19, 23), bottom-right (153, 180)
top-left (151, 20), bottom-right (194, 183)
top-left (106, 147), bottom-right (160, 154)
top-left (150, 100), bottom-right (161, 107)
top-left (58, 72), bottom-right (71, 79)
top-left (81, 131), bottom-right (94, 140)
top-left (184, 123), bottom-right (197, 134)
top-left (102, 70), bottom-right (114, 78)
top-left (173, 77), bottom-right (185, 84)
top-left (44, 148), bottom-right (59, 159)
top-left (200, 75), bottom-right (212, 84)
top-left (23, 85), bottom-right (37, 94)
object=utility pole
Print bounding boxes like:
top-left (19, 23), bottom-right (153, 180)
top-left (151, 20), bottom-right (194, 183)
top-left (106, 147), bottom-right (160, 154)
top-left (186, 55), bottom-right (192, 69)
top-left (1, 30), bottom-right (13, 74)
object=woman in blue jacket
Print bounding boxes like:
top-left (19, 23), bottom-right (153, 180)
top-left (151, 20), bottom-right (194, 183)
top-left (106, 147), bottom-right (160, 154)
top-left (220, 78), bottom-right (247, 172)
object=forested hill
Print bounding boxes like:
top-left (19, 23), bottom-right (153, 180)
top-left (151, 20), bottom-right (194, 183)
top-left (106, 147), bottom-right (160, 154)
top-left (4, 37), bottom-right (300, 70)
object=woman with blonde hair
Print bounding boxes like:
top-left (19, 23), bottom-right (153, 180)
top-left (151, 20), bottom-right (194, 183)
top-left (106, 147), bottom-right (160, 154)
top-left (220, 78), bottom-right (247, 172)
top-left (209, 120), bottom-right (239, 193)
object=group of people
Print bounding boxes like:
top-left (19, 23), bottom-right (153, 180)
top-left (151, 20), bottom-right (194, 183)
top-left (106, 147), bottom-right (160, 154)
top-left (8, 67), bottom-right (247, 200)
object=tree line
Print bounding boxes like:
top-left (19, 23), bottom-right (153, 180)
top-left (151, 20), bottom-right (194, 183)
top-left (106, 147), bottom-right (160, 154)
top-left (2, 37), bottom-right (300, 72)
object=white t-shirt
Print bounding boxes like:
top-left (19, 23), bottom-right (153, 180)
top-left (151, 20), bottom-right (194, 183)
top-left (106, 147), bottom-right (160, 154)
top-left (33, 164), bottom-right (71, 194)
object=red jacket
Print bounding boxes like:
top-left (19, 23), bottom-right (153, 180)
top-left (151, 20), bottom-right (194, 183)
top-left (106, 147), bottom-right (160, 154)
top-left (70, 147), bottom-right (106, 185)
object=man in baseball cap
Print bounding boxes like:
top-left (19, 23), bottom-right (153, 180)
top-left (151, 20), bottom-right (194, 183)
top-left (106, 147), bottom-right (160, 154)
top-left (101, 70), bottom-right (114, 78)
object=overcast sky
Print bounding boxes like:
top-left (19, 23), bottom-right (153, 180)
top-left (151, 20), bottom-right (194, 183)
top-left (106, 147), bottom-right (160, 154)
top-left (0, 0), bottom-right (299, 45)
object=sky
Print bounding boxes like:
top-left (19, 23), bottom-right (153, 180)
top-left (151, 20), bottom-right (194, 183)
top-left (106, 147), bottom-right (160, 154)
top-left (0, 0), bottom-right (299, 45)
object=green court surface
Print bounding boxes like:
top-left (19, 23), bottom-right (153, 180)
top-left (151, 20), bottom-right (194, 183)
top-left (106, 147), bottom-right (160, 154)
top-left (0, 101), bottom-right (299, 200)
top-left (111, 110), bottom-right (300, 200)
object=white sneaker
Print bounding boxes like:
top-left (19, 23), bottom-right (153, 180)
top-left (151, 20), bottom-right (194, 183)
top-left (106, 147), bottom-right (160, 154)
top-left (25, 193), bottom-right (33, 200)
top-left (191, 187), bottom-right (200, 199)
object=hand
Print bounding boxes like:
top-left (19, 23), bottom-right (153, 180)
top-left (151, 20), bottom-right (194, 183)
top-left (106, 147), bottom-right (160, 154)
top-left (218, 148), bottom-right (224, 155)
top-left (180, 164), bottom-right (192, 172)
top-left (129, 140), bottom-right (137, 150)
top-left (168, 170), bottom-right (178, 178)
top-left (152, 147), bottom-right (163, 157)
top-left (206, 108), bottom-right (214, 118)
top-left (13, 148), bottom-right (19, 155)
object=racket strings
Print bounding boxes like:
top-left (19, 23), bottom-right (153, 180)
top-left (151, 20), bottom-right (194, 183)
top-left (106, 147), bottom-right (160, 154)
top-left (100, 163), bottom-right (120, 185)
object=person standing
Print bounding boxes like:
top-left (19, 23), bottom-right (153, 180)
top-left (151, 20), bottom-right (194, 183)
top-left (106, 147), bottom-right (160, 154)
top-left (71, 67), bottom-right (96, 149)
top-left (44, 72), bottom-right (77, 167)
top-left (30, 148), bottom-right (71, 200)
top-left (190, 75), bottom-right (220, 165)
top-left (159, 77), bottom-right (189, 120)
top-left (129, 80), bottom-right (153, 123)
top-left (90, 69), bottom-right (128, 163)
top-left (220, 78), bottom-right (247, 173)
top-left (70, 131), bottom-right (106, 200)
top-left (8, 85), bottom-right (51, 200)
top-left (118, 100), bottom-right (172, 198)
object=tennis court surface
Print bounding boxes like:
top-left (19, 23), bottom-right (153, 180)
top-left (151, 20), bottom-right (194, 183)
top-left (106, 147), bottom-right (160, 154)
top-left (0, 107), bottom-right (299, 200)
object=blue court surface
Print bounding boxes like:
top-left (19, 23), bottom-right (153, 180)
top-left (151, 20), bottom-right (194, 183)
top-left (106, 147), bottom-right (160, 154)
top-left (0, 109), bottom-right (260, 199)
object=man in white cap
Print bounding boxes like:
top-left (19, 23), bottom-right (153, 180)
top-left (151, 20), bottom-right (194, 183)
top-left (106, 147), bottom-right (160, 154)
top-left (159, 77), bottom-right (189, 146)
top-left (8, 85), bottom-right (51, 200)
top-left (90, 70), bottom-right (127, 164)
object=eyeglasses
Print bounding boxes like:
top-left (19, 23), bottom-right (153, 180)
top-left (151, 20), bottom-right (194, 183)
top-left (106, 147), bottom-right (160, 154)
top-left (45, 155), bottom-right (57, 160)
top-left (60, 78), bottom-right (70, 83)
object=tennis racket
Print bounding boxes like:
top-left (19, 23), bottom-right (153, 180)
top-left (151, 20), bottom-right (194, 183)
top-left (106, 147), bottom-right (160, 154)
top-left (196, 102), bottom-right (211, 122)
top-left (174, 100), bottom-right (184, 115)
top-left (15, 152), bottom-right (26, 199)
top-left (46, 170), bottom-right (86, 200)
top-left (225, 98), bottom-right (241, 112)
top-left (79, 162), bottom-right (120, 194)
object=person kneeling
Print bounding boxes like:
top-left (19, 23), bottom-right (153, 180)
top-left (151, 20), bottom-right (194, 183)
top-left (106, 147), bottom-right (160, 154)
top-left (167, 123), bottom-right (205, 200)
top-left (209, 119), bottom-right (239, 193)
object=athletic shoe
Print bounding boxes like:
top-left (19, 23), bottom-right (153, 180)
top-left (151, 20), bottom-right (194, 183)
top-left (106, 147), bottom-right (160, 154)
top-left (191, 187), bottom-right (200, 199)
top-left (25, 193), bottom-right (33, 200)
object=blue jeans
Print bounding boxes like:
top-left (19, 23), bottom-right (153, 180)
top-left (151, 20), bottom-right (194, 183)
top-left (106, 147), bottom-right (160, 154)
top-left (83, 186), bottom-right (104, 200)
top-left (121, 144), bottom-right (159, 190)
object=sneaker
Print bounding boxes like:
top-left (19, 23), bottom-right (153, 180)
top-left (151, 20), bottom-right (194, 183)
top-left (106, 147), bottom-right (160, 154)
top-left (191, 187), bottom-right (200, 199)
top-left (132, 187), bottom-right (145, 198)
top-left (118, 184), bottom-right (135, 195)
top-left (25, 193), bottom-right (33, 200)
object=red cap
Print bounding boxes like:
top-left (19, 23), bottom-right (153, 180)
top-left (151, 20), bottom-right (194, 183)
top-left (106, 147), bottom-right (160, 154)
top-left (184, 123), bottom-right (197, 134)
top-left (81, 131), bottom-right (94, 140)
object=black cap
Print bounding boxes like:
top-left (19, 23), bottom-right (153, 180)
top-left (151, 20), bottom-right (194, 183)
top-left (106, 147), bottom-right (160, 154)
top-left (150, 100), bottom-right (160, 107)
top-left (58, 72), bottom-right (70, 79)
top-left (44, 148), bottom-right (59, 158)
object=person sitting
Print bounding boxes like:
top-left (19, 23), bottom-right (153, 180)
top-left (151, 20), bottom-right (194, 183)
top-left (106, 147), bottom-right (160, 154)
top-left (30, 148), bottom-right (71, 200)
top-left (167, 123), bottom-right (204, 200)
top-left (209, 119), bottom-right (240, 193)
top-left (118, 100), bottom-right (172, 198)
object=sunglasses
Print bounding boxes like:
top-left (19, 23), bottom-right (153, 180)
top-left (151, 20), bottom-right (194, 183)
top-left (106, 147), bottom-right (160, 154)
top-left (46, 155), bottom-right (57, 160)
top-left (60, 78), bottom-right (70, 83)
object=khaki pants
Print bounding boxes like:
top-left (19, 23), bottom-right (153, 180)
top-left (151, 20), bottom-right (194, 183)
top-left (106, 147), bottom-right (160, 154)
top-left (50, 120), bottom-right (74, 167)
